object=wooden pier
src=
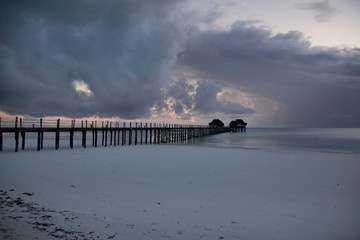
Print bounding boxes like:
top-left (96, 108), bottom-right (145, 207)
top-left (0, 117), bottom-right (231, 152)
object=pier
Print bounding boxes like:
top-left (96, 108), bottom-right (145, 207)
top-left (0, 117), bottom-right (231, 152)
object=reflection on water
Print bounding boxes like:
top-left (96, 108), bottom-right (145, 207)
top-left (2, 128), bottom-right (359, 153)
top-left (185, 128), bottom-right (360, 153)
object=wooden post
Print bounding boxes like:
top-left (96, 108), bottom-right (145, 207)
top-left (122, 122), bottom-right (126, 146)
top-left (181, 124), bottom-right (184, 140)
top-left (178, 124), bottom-right (180, 141)
top-left (102, 121), bottom-right (104, 146)
top-left (110, 122), bottom-right (113, 146)
top-left (95, 121), bottom-right (98, 147)
top-left (183, 125), bottom-right (185, 140)
top-left (135, 123), bottom-right (138, 145)
top-left (140, 123), bottom-right (143, 144)
top-left (173, 124), bottom-right (175, 142)
top-left (81, 120), bottom-right (84, 147)
top-left (187, 125), bottom-right (189, 140)
top-left (105, 121), bottom-right (108, 147)
top-left (166, 124), bottom-right (170, 142)
top-left (37, 128), bottom-right (41, 151)
top-left (163, 124), bottom-right (165, 143)
top-left (145, 123), bottom-right (148, 144)
top-left (161, 124), bottom-right (164, 143)
top-left (20, 118), bottom-right (25, 150)
top-left (0, 117), bottom-right (2, 151)
top-left (149, 123), bottom-right (152, 144)
top-left (153, 123), bottom-right (156, 144)
top-left (167, 124), bottom-right (170, 143)
top-left (156, 123), bottom-right (159, 144)
top-left (169, 124), bottom-right (172, 142)
top-left (155, 123), bottom-right (159, 144)
top-left (15, 117), bottom-right (19, 152)
top-left (180, 124), bottom-right (184, 142)
top-left (84, 120), bottom-right (87, 148)
top-left (181, 125), bottom-right (183, 140)
top-left (175, 124), bottom-right (177, 142)
top-left (177, 124), bottom-right (179, 141)
top-left (117, 122), bottom-right (120, 145)
top-left (70, 120), bottom-right (74, 149)
top-left (184, 125), bottom-right (186, 140)
top-left (157, 123), bottom-right (160, 144)
top-left (40, 118), bottom-right (44, 149)
top-left (152, 123), bottom-right (156, 144)
top-left (113, 122), bottom-right (117, 147)
top-left (170, 124), bottom-right (173, 142)
top-left (174, 124), bottom-right (177, 142)
top-left (174, 124), bottom-right (179, 142)
top-left (166, 124), bottom-right (168, 143)
top-left (129, 123), bottom-right (132, 145)
top-left (55, 119), bottom-right (60, 150)
top-left (180, 124), bottom-right (184, 140)
top-left (92, 121), bottom-right (95, 146)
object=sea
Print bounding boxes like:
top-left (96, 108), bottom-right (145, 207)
top-left (1, 128), bottom-right (359, 154)
top-left (184, 128), bottom-right (360, 154)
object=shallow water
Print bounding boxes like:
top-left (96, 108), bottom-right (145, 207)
top-left (185, 128), bottom-right (360, 154)
top-left (2, 128), bottom-right (359, 154)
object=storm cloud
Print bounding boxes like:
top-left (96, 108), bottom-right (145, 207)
top-left (162, 78), bottom-right (254, 120)
top-left (0, 0), bottom-right (184, 119)
top-left (194, 80), bottom-right (254, 115)
top-left (178, 21), bottom-right (360, 127)
top-left (1, 1), bottom-right (359, 127)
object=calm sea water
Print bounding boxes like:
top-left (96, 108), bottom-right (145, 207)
top-left (185, 128), bottom-right (360, 154)
top-left (2, 128), bottom-right (359, 153)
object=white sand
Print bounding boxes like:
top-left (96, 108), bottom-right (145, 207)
top-left (1, 145), bottom-right (360, 240)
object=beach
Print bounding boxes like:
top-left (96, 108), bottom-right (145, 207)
top-left (1, 145), bottom-right (360, 240)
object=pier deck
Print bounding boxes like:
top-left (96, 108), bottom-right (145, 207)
top-left (0, 117), bottom-right (232, 152)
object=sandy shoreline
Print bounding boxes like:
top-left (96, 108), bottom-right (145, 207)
top-left (1, 145), bottom-right (360, 239)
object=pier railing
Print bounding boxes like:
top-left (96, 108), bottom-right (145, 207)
top-left (0, 117), bottom-right (230, 152)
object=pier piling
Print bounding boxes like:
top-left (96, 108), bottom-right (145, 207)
top-left (0, 117), bottom-right (241, 152)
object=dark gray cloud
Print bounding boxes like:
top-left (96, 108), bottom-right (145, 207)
top-left (1, 1), bottom-right (359, 127)
top-left (178, 21), bottom-right (360, 127)
top-left (165, 78), bottom-right (194, 120)
top-left (194, 80), bottom-right (254, 115)
top-left (296, 0), bottom-right (337, 22)
top-left (0, 0), bottom-right (184, 119)
top-left (161, 78), bottom-right (254, 120)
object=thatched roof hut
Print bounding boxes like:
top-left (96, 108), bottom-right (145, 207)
top-left (209, 119), bottom-right (225, 127)
top-left (229, 119), bottom-right (247, 128)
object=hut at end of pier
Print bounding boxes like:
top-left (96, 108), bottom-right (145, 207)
top-left (229, 119), bottom-right (247, 132)
top-left (209, 119), bottom-right (225, 128)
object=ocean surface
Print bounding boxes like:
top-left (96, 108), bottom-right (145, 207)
top-left (1, 128), bottom-right (359, 154)
top-left (184, 128), bottom-right (360, 154)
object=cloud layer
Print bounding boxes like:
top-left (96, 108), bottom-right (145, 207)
top-left (1, 1), bottom-right (359, 127)
top-left (178, 21), bottom-right (360, 127)
top-left (162, 79), bottom-right (254, 120)
top-left (0, 0), bottom-right (184, 119)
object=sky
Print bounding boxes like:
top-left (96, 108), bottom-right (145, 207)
top-left (0, 0), bottom-right (359, 127)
